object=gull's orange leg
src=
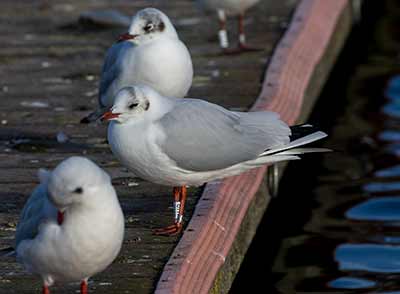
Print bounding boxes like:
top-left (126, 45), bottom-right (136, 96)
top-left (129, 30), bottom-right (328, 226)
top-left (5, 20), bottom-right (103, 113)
top-left (153, 186), bottom-right (187, 236)
top-left (42, 285), bottom-right (50, 294)
top-left (177, 186), bottom-right (187, 224)
top-left (80, 280), bottom-right (88, 294)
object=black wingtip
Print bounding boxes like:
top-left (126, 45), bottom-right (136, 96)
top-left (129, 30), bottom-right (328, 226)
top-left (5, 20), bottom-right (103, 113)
top-left (289, 124), bottom-right (321, 141)
top-left (0, 246), bottom-right (15, 257)
top-left (80, 116), bottom-right (91, 124)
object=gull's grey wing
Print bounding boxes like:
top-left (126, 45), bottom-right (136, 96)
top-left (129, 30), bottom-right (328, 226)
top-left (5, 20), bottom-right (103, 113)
top-left (99, 41), bottom-right (135, 107)
top-left (15, 184), bottom-right (56, 248)
top-left (158, 99), bottom-right (291, 172)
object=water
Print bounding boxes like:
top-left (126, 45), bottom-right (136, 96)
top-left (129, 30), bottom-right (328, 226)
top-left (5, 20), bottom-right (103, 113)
top-left (231, 1), bottom-right (400, 293)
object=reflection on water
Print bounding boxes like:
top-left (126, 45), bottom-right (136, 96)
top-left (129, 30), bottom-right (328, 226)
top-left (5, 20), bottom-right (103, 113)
top-left (328, 277), bottom-right (376, 290)
top-left (382, 103), bottom-right (400, 119)
top-left (346, 197), bottom-right (400, 221)
top-left (375, 165), bottom-right (400, 178)
top-left (378, 130), bottom-right (400, 142)
top-left (336, 244), bottom-right (400, 273)
top-left (363, 182), bottom-right (400, 193)
top-left (230, 1), bottom-right (400, 293)
top-left (329, 69), bottom-right (400, 286)
top-left (269, 1), bottom-right (400, 291)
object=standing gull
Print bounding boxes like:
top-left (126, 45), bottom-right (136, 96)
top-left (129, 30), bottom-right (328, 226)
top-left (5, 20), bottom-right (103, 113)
top-left (82, 8), bottom-right (193, 122)
top-left (15, 157), bottom-right (125, 294)
top-left (102, 85), bottom-right (329, 235)
top-left (196, 0), bottom-right (260, 53)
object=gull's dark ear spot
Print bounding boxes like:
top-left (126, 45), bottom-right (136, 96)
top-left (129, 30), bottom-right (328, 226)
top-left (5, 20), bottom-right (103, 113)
top-left (128, 102), bottom-right (139, 110)
top-left (158, 21), bottom-right (165, 32)
top-left (144, 100), bottom-right (150, 111)
top-left (143, 22), bottom-right (154, 33)
top-left (73, 187), bottom-right (83, 194)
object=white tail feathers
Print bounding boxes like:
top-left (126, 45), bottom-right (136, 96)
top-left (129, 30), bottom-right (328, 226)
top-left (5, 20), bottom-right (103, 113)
top-left (260, 131), bottom-right (329, 157)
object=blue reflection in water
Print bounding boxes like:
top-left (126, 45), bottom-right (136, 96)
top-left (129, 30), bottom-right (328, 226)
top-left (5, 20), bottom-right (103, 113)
top-left (379, 130), bottom-right (400, 142)
top-left (385, 76), bottom-right (400, 100)
top-left (382, 236), bottom-right (400, 243)
top-left (335, 244), bottom-right (400, 273)
top-left (383, 143), bottom-right (400, 156)
top-left (363, 182), bottom-right (400, 193)
top-left (382, 102), bottom-right (400, 118)
top-left (346, 197), bottom-right (400, 221)
top-left (328, 277), bottom-right (376, 289)
top-left (329, 74), bottom-right (400, 291)
top-left (375, 165), bottom-right (400, 177)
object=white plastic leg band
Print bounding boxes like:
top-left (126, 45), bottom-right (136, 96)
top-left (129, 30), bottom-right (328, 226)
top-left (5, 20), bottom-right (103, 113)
top-left (219, 30), bottom-right (229, 49)
top-left (217, 9), bottom-right (226, 22)
top-left (174, 201), bottom-right (181, 222)
top-left (239, 33), bottom-right (246, 45)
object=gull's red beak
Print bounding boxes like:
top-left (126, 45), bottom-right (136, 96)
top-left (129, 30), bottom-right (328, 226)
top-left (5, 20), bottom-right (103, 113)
top-left (101, 111), bottom-right (121, 121)
top-left (117, 33), bottom-right (138, 43)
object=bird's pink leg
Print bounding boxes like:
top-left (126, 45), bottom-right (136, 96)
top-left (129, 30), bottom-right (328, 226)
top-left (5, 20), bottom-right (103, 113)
top-left (42, 285), bottom-right (50, 294)
top-left (80, 280), bottom-right (88, 294)
top-left (153, 186), bottom-right (187, 236)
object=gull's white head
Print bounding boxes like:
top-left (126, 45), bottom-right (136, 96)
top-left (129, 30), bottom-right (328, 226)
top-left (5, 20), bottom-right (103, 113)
top-left (46, 157), bottom-right (111, 211)
top-left (102, 85), bottom-right (159, 124)
top-left (120, 8), bottom-right (178, 44)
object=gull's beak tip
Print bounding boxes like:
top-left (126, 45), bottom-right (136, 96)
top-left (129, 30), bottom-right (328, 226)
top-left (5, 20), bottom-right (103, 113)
top-left (101, 111), bottom-right (120, 121)
top-left (117, 33), bottom-right (138, 43)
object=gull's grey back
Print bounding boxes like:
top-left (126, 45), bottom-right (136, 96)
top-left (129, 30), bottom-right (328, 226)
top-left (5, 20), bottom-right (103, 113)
top-left (15, 184), bottom-right (56, 248)
top-left (159, 99), bottom-right (290, 172)
top-left (99, 41), bottom-right (136, 108)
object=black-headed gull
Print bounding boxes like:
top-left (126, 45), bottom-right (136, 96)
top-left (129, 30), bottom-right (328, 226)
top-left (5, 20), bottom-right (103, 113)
top-left (15, 157), bottom-right (124, 294)
top-left (82, 8), bottom-right (193, 123)
top-left (101, 85), bottom-right (328, 235)
top-left (196, 0), bottom-right (261, 53)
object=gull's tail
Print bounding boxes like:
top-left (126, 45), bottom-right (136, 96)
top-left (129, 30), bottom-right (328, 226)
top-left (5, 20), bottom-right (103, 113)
top-left (260, 124), bottom-right (330, 157)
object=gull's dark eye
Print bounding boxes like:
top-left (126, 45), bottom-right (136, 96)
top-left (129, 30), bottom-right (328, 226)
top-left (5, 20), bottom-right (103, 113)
top-left (128, 102), bottom-right (139, 109)
top-left (73, 187), bottom-right (83, 194)
top-left (144, 23), bottom-right (154, 32)
top-left (158, 21), bottom-right (165, 32)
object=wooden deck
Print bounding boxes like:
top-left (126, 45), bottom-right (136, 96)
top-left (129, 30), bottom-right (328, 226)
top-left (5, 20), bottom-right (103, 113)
top-left (0, 0), bottom-right (299, 293)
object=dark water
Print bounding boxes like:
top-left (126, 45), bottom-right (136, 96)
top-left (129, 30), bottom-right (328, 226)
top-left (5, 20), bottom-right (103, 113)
top-left (231, 1), bottom-right (400, 293)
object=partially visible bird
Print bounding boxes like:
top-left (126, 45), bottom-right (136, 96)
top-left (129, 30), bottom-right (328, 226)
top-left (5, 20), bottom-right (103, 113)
top-left (82, 7), bottom-right (193, 123)
top-left (101, 85), bottom-right (329, 235)
top-left (196, 0), bottom-right (261, 53)
top-left (15, 157), bottom-right (125, 294)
